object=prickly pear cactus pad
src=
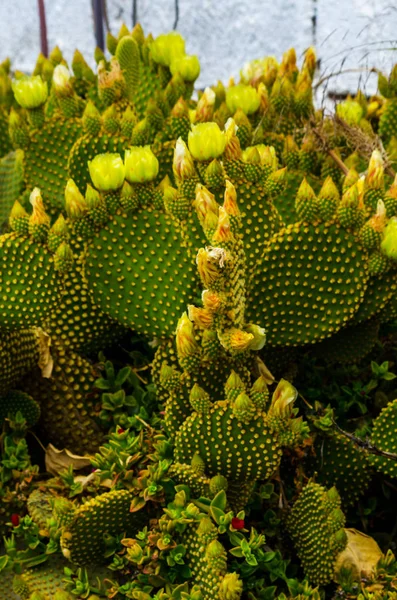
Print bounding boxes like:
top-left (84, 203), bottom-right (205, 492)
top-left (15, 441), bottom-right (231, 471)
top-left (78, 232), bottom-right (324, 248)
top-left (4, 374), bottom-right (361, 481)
top-left (305, 432), bottom-right (371, 505)
top-left (314, 318), bottom-right (380, 364)
top-left (4, 23), bottom-right (397, 600)
top-left (0, 150), bottom-right (24, 227)
top-left (0, 190), bottom-right (71, 330)
top-left (69, 149), bottom-right (200, 338)
top-left (13, 557), bottom-right (75, 599)
top-left (0, 327), bottom-right (42, 394)
top-left (61, 489), bottom-right (142, 565)
top-left (0, 390), bottom-right (40, 427)
top-left (370, 399), bottom-right (397, 478)
top-left (286, 482), bottom-right (347, 585)
top-left (247, 219), bottom-right (369, 346)
top-left (20, 346), bottom-right (103, 454)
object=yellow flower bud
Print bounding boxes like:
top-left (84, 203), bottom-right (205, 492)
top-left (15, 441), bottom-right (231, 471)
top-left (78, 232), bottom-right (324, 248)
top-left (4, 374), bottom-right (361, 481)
top-left (213, 206), bottom-right (232, 242)
top-left (226, 83), bottom-right (260, 115)
top-left (124, 145), bottom-right (159, 183)
top-left (29, 188), bottom-right (49, 226)
top-left (150, 31), bottom-right (185, 67)
top-left (52, 64), bottom-right (71, 91)
top-left (228, 328), bottom-right (255, 353)
top-left (381, 217), bottom-right (397, 260)
top-left (188, 122), bottom-right (226, 161)
top-left (170, 54), bottom-right (200, 82)
top-left (176, 312), bottom-right (200, 358)
top-left (223, 180), bottom-right (240, 216)
top-left (12, 75), bottom-right (48, 109)
top-left (194, 184), bottom-right (218, 224)
top-left (219, 572), bottom-right (243, 600)
top-left (270, 379), bottom-right (297, 417)
top-left (65, 179), bottom-right (87, 218)
top-left (245, 323), bottom-right (266, 350)
top-left (88, 153), bottom-right (125, 191)
top-left (173, 137), bottom-right (196, 181)
top-left (188, 305), bottom-right (213, 329)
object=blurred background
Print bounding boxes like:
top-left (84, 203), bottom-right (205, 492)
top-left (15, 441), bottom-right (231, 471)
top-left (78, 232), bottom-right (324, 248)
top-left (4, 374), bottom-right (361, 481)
top-left (1, 0), bottom-right (397, 100)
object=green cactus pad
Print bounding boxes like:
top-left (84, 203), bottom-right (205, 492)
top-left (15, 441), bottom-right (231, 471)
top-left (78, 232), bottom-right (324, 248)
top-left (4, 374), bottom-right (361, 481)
top-left (27, 488), bottom-right (54, 530)
top-left (305, 432), bottom-right (371, 505)
top-left (370, 398), bottom-right (397, 478)
top-left (0, 232), bottom-right (64, 329)
top-left (247, 221), bottom-right (369, 346)
top-left (379, 98), bottom-right (397, 146)
top-left (61, 489), bottom-right (142, 565)
top-left (286, 481), bottom-right (347, 585)
top-left (84, 208), bottom-right (198, 337)
top-left (68, 132), bottom-right (129, 194)
top-left (0, 390), bottom-right (40, 426)
top-left (0, 327), bottom-right (40, 394)
top-left (43, 257), bottom-right (126, 355)
top-left (174, 401), bottom-right (283, 482)
top-left (0, 108), bottom-right (12, 158)
top-left (352, 272), bottom-right (397, 324)
top-left (21, 346), bottom-right (103, 455)
top-left (23, 118), bottom-right (82, 215)
top-left (0, 150), bottom-right (25, 228)
top-left (315, 318), bottom-right (380, 364)
top-left (14, 557), bottom-right (78, 599)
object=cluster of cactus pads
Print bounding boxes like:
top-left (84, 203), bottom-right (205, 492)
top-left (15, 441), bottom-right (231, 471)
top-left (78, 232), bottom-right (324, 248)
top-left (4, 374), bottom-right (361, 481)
top-left (2, 22), bottom-right (397, 600)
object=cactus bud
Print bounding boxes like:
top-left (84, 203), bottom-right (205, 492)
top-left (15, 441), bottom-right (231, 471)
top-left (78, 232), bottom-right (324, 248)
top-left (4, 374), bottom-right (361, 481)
top-left (88, 153), bottom-right (125, 191)
top-left (270, 379), bottom-right (297, 417)
top-left (52, 64), bottom-right (72, 94)
top-left (65, 179), bottom-right (88, 218)
top-left (209, 475), bottom-right (228, 494)
top-left (9, 200), bottom-right (29, 233)
top-left (176, 312), bottom-right (200, 358)
top-left (190, 383), bottom-right (212, 413)
top-left (245, 323), bottom-right (266, 350)
top-left (213, 206), bottom-right (232, 242)
top-left (223, 180), bottom-right (239, 216)
top-left (54, 242), bottom-right (74, 272)
top-left (150, 31), bottom-right (185, 66)
top-left (188, 122), bottom-right (226, 160)
top-left (219, 573), bottom-right (244, 600)
top-left (124, 145), bottom-right (159, 183)
top-left (194, 183), bottom-right (219, 224)
top-left (381, 217), bottom-right (397, 260)
top-left (173, 137), bottom-right (196, 180)
top-left (170, 54), bottom-right (200, 81)
top-left (226, 83), bottom-right (260, 115)
top-left (188, 304), bottom-right (213, 329)
top-left (12, 75), bottom-right (48, 108)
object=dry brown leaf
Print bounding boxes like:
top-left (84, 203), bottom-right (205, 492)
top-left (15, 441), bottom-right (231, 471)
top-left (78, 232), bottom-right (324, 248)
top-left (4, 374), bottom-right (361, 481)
top-left (35, 327), bottom-right (53, 378)
top-left (45, 443), bottom-right (92, 476)
top-left (335, 528), bottom-right (383, 581)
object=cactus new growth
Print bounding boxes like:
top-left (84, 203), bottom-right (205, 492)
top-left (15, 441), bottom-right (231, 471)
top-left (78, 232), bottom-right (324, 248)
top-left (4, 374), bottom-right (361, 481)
top-left (1, 20), bottom-right (397, 600)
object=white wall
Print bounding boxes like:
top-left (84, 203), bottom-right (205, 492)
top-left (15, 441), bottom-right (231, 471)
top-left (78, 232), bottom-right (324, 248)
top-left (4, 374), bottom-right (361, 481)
top-left (1, 0), bottom-right (396, 97)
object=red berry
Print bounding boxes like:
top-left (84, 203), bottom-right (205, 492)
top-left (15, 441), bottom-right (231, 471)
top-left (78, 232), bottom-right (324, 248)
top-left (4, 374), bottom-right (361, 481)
top-left (117, 427), bottom-right (125, 434)
top-left (11, 514), bottom-right (20, 527)
top-left (231, 517), bottom-right (245, 530)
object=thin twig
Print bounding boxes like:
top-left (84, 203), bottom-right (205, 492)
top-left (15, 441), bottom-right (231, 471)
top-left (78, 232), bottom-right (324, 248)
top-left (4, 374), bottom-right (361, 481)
top-left (309, 117), bottom-right (350, 175)
top-left (333, 419), bottom-right (397, 461)
top-left (314, 67), bottom-right (377, 91)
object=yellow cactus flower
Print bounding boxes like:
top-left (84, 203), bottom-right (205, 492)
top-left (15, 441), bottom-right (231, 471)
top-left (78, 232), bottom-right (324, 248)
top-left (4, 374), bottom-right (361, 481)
top-left (150, 31), bottom-right (185, 67)
top-left (88, 153), bottom-right (126, 191)
top-left (188, 122), bottom-right (226, 161)
top-left (226, 83), bottom-right (260, 115)
top-left (124, 145), bottom-right (159, 183)
top-left (12, 75), bottom-right (48, 108)
top-left (170, 54), bottom-right (200, 81)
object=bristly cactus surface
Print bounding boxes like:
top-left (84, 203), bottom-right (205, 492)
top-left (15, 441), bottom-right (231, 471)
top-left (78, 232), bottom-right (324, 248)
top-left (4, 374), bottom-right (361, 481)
top-left (2, 22), bottom-right (397, 600)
